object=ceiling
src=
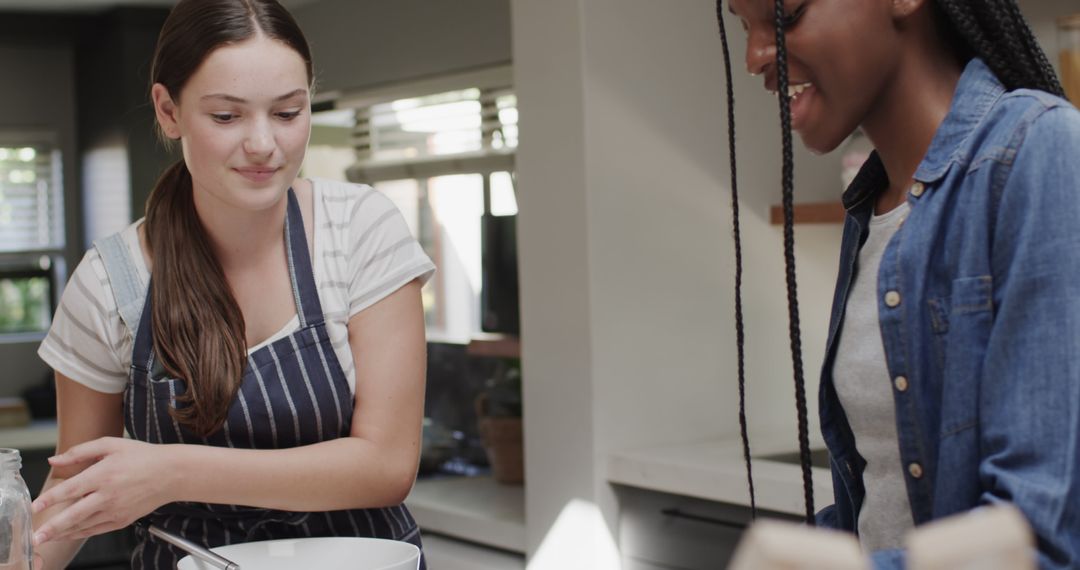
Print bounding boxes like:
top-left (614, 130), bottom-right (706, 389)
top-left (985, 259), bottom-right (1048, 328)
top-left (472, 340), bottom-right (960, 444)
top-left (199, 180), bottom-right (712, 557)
top-left (0, 0), bottom-right (316, 13)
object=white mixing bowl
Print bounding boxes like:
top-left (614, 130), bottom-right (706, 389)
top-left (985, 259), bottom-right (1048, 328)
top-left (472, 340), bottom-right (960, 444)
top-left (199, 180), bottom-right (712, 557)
top-left (176, 536), bottom-right (420, 570)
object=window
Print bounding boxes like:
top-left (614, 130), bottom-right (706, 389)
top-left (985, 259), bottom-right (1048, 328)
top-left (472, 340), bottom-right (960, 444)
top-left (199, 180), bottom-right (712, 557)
top-left (0, 132), bottom-right (65, 337)
top-left (303, 68), bottom-right (518, 343)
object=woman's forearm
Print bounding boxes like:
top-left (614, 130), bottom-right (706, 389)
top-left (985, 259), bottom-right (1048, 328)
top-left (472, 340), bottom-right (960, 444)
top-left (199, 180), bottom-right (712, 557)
top-left (167, 434), bottom-right (419, 512)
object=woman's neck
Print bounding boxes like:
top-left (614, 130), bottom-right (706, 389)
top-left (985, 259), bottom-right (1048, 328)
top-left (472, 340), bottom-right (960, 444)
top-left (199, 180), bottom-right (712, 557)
top-left (192, 185), bottom-right (290, 270)
top-left (862, 34), bottom-right (963, 213)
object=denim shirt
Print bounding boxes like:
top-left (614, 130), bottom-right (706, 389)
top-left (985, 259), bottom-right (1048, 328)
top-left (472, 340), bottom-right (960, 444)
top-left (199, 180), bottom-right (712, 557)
top-left (816, 58), bottom-right (1080, 569)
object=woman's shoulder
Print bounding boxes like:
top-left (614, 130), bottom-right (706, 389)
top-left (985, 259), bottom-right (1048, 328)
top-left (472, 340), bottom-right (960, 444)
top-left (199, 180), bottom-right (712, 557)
top-left (984, 88), bottom-right (1080, 145)
top-left (310, 177), bottom-right (400, 230)
top-left (311, 177), bottom-right (383, 206)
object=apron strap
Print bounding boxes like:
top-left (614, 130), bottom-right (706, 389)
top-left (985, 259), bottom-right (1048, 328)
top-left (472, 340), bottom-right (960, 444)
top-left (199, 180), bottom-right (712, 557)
top-left (284, 187), bottom-right (325, 327)
top-left (94, 232), bottom-right (147, 341)
top-left (130, 188), bottom-right (326, 369)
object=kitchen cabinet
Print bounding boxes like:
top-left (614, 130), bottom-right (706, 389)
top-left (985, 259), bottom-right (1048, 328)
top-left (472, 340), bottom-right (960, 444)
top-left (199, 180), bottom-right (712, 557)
top-left (607, 435), bottom-right (833, 568)
top-left (421, 532), bottom-right (525, 570)
top-left (617, 485), bottom-right (747, 569)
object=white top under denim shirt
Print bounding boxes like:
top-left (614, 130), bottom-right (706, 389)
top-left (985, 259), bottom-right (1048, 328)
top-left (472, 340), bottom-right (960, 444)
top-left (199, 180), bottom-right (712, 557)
top-left (833, 201), bottom-right (913, 553)
top-left (815, 58), bottom-right (1080, 569)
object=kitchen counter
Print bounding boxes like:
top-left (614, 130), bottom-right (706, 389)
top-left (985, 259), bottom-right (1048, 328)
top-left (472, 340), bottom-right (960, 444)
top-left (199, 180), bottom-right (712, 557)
top-left (406, 475), bottom-right (526, 553)
top-left (607, 432), bottom-right (834, 516)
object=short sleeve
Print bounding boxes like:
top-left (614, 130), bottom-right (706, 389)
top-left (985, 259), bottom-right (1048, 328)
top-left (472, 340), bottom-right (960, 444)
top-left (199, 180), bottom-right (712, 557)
top-left (37, 249), bottom-right (130, 394)
top-left (344, 186), bottom-right (435, 317)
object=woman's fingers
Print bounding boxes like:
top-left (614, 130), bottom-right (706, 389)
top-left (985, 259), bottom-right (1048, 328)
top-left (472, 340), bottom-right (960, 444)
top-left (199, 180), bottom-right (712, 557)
top-left (33, 491), bottom-right (105, 545)
top-left (50, 512), bottom-right (123, 543)
top-left (31, 468), bottom-right (92, 514)
top-left (48, 437), bottom-right (113, 467)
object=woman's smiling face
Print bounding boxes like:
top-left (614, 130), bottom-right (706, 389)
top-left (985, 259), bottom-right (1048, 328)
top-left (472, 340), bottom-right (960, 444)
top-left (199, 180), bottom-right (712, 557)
top-left (728, 0), bottom-right (906, 154)
top-left (153, 33), bottom-right (312, 213)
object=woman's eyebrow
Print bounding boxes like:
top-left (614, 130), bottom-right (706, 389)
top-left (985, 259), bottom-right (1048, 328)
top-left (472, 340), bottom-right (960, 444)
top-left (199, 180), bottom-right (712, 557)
top-left (200, 89), bottom-right (309, 103)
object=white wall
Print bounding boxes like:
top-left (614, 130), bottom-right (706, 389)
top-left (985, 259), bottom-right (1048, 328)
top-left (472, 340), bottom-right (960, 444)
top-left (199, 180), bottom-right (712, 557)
top-left (511, 0), bottom-right (600, 563)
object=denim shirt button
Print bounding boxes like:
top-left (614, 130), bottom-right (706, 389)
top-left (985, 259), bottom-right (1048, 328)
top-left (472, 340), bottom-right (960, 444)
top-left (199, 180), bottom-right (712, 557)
top-left (885, 290), bottom-right (902, 307)
top-left (908, 462), bottom-right (924, 479)
top-left (846, 461), bottom-right (854, 476)
top-left (910, 182), bottom-right (926, 197)
top-left (894, 376), bottom-right (909, 392)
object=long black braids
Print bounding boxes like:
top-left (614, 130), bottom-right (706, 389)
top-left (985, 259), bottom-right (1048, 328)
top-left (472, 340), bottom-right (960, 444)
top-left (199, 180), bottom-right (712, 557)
top-left (714, 0), bottom-right (757, 520)
top-left (771, 0), bottom-right (816, 526)
top-left (712, 0), bottom-right (812, 524)
top-left (714, 0), bottom-right (816, 524)
top-left (936, 0), bottom-right (1064, 96)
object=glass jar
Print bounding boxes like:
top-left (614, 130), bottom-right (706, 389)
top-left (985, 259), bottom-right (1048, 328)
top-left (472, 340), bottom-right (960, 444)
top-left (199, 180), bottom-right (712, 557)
top-left (1060, 13), bottom-right (1080, 105)
top-left (0, 448), bottom-right (33, 570)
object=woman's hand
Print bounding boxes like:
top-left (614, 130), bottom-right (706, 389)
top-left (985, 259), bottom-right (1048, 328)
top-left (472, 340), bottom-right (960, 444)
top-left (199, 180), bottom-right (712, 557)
top-left (30, 437), bottom-right (177, 545)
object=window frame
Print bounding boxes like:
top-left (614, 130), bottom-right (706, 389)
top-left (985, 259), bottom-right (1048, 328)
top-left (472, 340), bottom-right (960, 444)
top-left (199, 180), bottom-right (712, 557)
top-left (0, 129), bottom-right (66, 342)
top-left (307, 66), bottom-right (518, 344)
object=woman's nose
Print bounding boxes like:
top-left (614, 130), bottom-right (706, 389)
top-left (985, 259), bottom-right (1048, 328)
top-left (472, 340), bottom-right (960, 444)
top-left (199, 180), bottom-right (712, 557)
top-left (745, 26), bottom-right (777, 76)
top-left (243, 119), bottom-right (275, 157)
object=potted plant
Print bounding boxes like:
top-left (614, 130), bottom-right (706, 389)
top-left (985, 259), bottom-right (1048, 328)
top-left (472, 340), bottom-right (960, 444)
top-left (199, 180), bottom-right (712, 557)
top-left (475, 358), bottom-right (523, 484)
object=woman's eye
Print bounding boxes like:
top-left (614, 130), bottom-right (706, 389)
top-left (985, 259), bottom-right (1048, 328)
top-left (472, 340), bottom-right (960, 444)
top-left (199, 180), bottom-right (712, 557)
top-left (276, 110), bottom-right (303, 121)
top-left (780, 3), bottom-right (807, 28)
top-left (211, 113), bottom-right (236, 123)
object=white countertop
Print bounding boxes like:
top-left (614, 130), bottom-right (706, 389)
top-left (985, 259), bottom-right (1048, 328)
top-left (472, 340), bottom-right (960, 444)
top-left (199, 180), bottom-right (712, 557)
top-left (607, 433), bottom-right (834, 516)
top-left (406, 475), bottom-right (526, 553)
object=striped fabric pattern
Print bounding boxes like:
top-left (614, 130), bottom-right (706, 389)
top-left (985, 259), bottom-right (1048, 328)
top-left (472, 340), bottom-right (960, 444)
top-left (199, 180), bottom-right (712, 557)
top-left (37, 178), bottom-right (435, 396)
top-left (105, 189), bottom-right (426, 569)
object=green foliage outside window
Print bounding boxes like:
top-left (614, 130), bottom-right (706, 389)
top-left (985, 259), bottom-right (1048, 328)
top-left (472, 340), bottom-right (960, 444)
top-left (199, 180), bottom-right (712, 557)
top-left (0, 276), bottom-right (50, 333)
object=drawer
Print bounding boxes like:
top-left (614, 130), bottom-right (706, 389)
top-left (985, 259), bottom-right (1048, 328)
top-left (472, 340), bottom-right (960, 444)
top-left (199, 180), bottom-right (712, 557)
top-left (616, 485), bottom-right (800, 570)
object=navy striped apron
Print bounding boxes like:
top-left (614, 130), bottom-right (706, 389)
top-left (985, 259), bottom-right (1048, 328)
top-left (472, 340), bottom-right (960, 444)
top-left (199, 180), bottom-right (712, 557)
top-left (96, 189), bottom-right (424, 570)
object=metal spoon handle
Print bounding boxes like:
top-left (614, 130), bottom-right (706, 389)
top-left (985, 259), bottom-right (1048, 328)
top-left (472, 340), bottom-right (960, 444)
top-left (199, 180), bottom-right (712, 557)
top-left (148, 524), bottom-right (242, 570)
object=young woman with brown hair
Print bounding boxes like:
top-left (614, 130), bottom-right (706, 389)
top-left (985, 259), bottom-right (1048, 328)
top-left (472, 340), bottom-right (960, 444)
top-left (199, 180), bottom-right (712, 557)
top-left (31, 1), bottom-right (434, 568)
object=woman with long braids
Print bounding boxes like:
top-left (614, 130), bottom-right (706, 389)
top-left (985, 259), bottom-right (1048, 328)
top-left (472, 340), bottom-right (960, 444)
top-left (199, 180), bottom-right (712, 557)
top-left (29, 1), bottom-right (434, 568)
top-left (719, 0), bottom-right (1080, 567)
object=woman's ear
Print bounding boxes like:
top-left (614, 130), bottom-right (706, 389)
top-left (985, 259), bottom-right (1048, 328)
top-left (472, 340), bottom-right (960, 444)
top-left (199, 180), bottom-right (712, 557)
top-left (151, 83), bottom-right (181, 140)
top-left (891, 0), bottom-right (928, 19)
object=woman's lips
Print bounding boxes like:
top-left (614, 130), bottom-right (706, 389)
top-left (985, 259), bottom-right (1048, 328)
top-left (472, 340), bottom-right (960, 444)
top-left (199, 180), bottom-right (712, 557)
top-left (767, 82), bottom-right (816, 132)
top-left (233, 167), bottom-right (279, 183)
top-left (788, 83), bottom-right (816, 132)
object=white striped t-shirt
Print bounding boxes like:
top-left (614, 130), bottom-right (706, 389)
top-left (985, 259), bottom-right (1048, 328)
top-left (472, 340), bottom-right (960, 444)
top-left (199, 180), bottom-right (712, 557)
top-left (38, 178), bottom-right (435, 396)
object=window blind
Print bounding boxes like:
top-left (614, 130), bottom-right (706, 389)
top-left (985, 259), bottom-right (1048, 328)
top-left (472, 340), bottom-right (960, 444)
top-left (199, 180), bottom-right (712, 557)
top-left (0, 136), bottom-right (64, 254)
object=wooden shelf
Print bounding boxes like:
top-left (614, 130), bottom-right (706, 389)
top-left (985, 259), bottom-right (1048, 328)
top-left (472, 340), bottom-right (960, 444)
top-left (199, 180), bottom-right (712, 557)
top-left (769, 202), bottom-right (846, 225)
top-left (467, 335), bottom-right (521, 359)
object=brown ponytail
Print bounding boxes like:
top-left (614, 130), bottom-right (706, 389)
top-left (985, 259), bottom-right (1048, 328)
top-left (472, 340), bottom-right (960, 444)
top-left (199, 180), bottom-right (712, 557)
top-left (146, 0), bottom-right (313, 436)
top-left (143, 161), bottom-right (247, 436)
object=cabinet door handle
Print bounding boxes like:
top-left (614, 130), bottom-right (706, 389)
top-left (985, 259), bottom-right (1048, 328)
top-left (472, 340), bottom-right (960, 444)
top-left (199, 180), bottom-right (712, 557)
top-left (661, 508), bottom-right (745, 530)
